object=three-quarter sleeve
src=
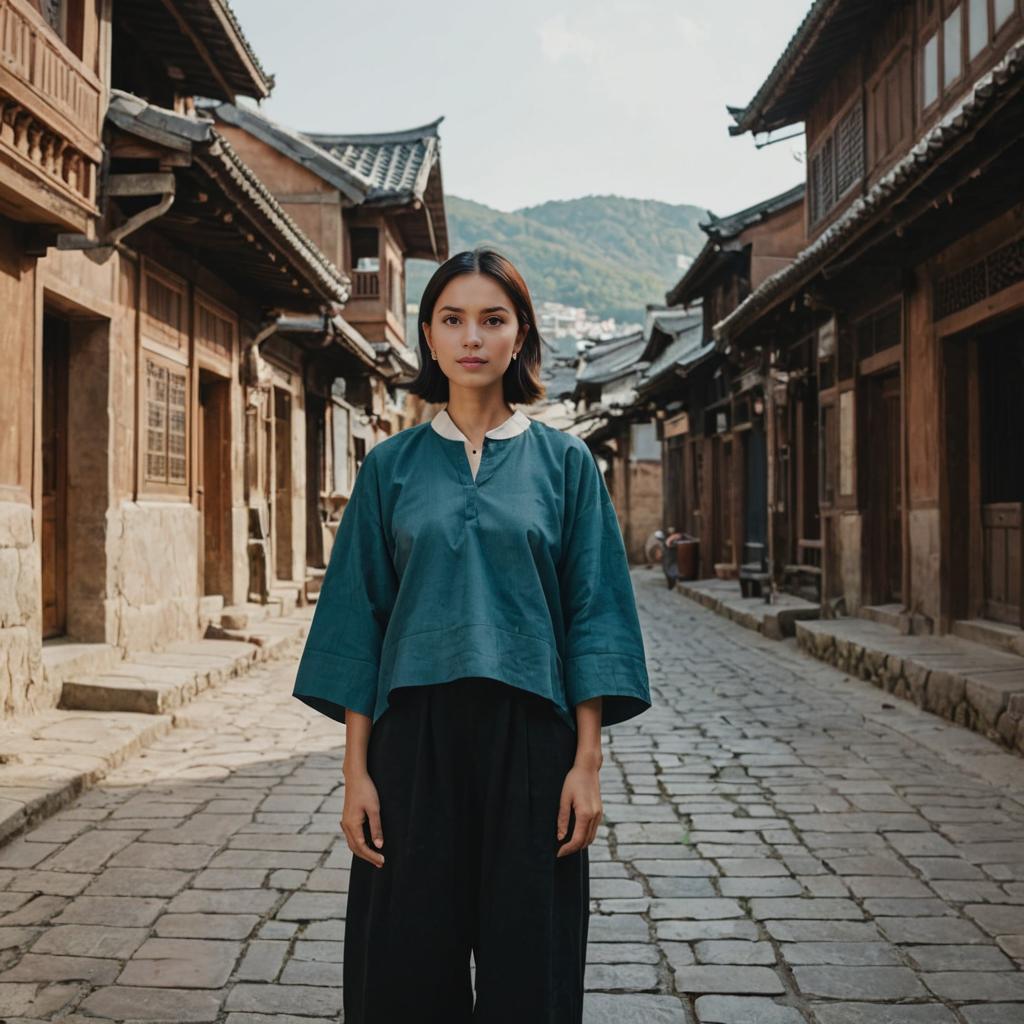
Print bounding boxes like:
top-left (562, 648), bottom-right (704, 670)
top-left (292, 449), bottom-right (398, 723)
top-left (558, 445), bottom-right (652, 727)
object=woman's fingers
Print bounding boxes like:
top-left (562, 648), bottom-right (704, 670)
top-left (368, 806), bottom-right (384, 851)
top-left (556, 795), bottom-right (573, 842)
top-left (342, 810), bottom-right (385, 868)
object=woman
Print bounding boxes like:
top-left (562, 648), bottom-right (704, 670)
top-left (292, 247), bottom-right (651, 1023)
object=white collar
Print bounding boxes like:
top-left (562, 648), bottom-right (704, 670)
top-left (430, 406), bottom-right (532, 442)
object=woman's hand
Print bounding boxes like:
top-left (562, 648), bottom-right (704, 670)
top-left (556, 763), bottom-right (603, 858)
top-left (341, 771), bottom-right (385, 868)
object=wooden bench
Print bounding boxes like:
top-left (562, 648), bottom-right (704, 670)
top-left (782, 538), bottom-right (822, 601)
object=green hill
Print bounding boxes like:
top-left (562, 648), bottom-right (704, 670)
top-left (406, 194), bottom-right (707, 327)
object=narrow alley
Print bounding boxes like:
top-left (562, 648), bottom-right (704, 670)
top-left (1, 572), bottom-right (1022, 1023)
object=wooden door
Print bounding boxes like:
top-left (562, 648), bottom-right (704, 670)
top-left (198, 374), bottom-right (230, 597)
top-left (41, 314), bottom-right (69, 638)
top-left (743, 423), bottom-right (767, 551)
top-left (979, 329), bottom-right (1024, 626)
top-left (880, 375), bottom-right (902, 603)
top-left (273, 387), bottom-right (293, 582)
top-left (866, 372), bottom-right (902, 604)
top-left (306, 396), bottom-right (325, 569)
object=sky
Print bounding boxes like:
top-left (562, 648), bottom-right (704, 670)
top-left (231, 0), bottom-right (813, 217)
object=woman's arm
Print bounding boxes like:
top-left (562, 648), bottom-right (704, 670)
top-left (341, 711), bottom-right (385, 868)
top-left (556, 696), bottom-right (604, 858)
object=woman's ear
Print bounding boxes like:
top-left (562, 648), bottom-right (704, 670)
top-left (422, 322), bottom-right (431, 345)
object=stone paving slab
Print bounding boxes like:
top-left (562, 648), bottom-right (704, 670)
top-left (0, 612), bottom-right (313, 848)
top-left (0, 571), bottom-right (1022, 1021)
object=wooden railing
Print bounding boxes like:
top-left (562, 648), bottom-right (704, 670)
top-left (0, 0), bottom-right (102, 224)
top-left (350, 269), bottom-right (381, 299)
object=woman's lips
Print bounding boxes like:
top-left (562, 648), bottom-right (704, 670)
top-left (457, 358), bottom-right (486, 365)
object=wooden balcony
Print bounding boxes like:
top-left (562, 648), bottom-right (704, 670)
top-left (0, 0), bottom-right (102, 233)
top-left (350, 268), bottom-right (380, 299)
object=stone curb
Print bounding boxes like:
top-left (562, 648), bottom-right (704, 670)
top-left (673, 578), bottom-right (819, 640)
top-left (795, 618), bottom-right (1024, 758)
top-left (0, 612), bottom-right (313, 848)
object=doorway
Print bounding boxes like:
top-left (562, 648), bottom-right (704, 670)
top-left (41, 313), bottom-right (69, 638)
top-left (978, 326), bottom-right (1023, 626)
top-left (197, 371), bottom-right (231, 598)
top-left (865, 370), bottom-right (902, 604)
top-left (743, 422), bottom-right (767, 552)
top-left (273, 387), bottom-right (293, 582)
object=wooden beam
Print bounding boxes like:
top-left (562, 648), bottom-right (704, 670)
top-left (157, 0), bottom-right (235, 103)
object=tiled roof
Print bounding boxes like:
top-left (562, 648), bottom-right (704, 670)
top-left (702, 183), bottom-right (806, 240)
top-left (576, 330), bottom-right (647, 385)
top-left (715, 38), bottom-right (1024, 345)
top-left (728, 0), bottom-right (879, 136)
top-left (306, 120), bottom-right (444, 205)
top-left (107, 91), bottom-right (349, 306)
top-left (641, 315), bottom-right (708, 383)
top-left (667, 185), bottom-right (805, 307)
top-left (539, 360), bottom-right (580, 401)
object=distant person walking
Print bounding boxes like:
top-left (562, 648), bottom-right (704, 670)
top-left (293, 247), bottom-right (651, 1023)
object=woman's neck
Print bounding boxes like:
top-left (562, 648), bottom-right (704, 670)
top-left (444, 387), bottom-right (515, 442)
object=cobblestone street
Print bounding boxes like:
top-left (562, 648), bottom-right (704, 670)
top-left (2, 568), bottom-right (1024, 1023)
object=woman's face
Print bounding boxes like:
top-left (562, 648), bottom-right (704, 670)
top-left (423, 272), bottom-right (526, 393)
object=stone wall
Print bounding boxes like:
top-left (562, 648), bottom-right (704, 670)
top-left (109, 501), bottom-right (202, 652)
top-left (0, 501), bottom-right (47, 715)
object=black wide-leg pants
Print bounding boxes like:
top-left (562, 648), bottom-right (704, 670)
top-left (343, 676), bottom-right (589, 1023)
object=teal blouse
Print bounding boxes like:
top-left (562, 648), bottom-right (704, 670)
top-left (291, 410), bottom-right (651, 732)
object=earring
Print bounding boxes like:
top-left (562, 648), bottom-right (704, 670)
top-left (512, 352), bottom-right (518, 360)
top-left (431, 350), bottom-right (437, 360)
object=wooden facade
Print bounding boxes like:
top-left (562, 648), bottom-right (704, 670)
top-left (0, 1), bottom-right (444, 719)
top-left (711, 0), bottom-right (1024, 642)
top-left (650, 191), bottom-right (806, 581)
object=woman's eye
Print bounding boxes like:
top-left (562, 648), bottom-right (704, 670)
top-left (485, 317), bottom-right (503, 326)
top-left (442, 315), bottom-right (459, 325)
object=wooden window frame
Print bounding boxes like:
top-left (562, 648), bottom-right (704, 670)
top-left (942, 1), bottom-right (966, 93)
top-left (920, 0), bottom-right (1021, 115)
top-left (142, 264), bottom-right (188, 355)
top-left (194, 291), bottom-right (237, 370)
top-left (141, 349), bottom-right (190, 498)
top-left (807, 97), bottom-right (866, 231)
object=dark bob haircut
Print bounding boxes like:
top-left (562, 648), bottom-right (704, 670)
top-left (406, 247), bottom-right (546, 405)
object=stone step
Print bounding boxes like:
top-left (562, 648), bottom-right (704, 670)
top-left (57, 631), bottom-right (307, 716)
top-left (674, 577), bottom-right (820, 640)
top-left (795, 617), bottom-right (1024, 756)
top-left (954, 618), bottom-right (1024, 658)
top-left (41, 639), bottom-right (123, 694)
top-left (0, 708), bottom-right (174, 845)
top-left (1, 610), bottom-right (314, 847)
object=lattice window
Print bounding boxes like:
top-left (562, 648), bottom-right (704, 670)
top-left (934, 259), bottom-right (989, 318)
top-left (144, 355), bottom-right (188, 489)
top-left (145, 360), bottom-right (167, 482)
top-left (167, 370), bottom-right (186, 483)
top-left (836, 103), bottom-right (865, 195)
top-left (809, 102), bottom-right (864, 227)
top-left (988, 236), bottom-right (1024, 295)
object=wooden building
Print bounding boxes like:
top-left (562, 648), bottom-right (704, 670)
top-left (652, 187), bottom-right (806, 582)
top-left (719, 0), bottom-right (1024, 640)
top-left (0, 1), bottom-right (413, 718)
top-left (568, 328), bottom-right (662, 561)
